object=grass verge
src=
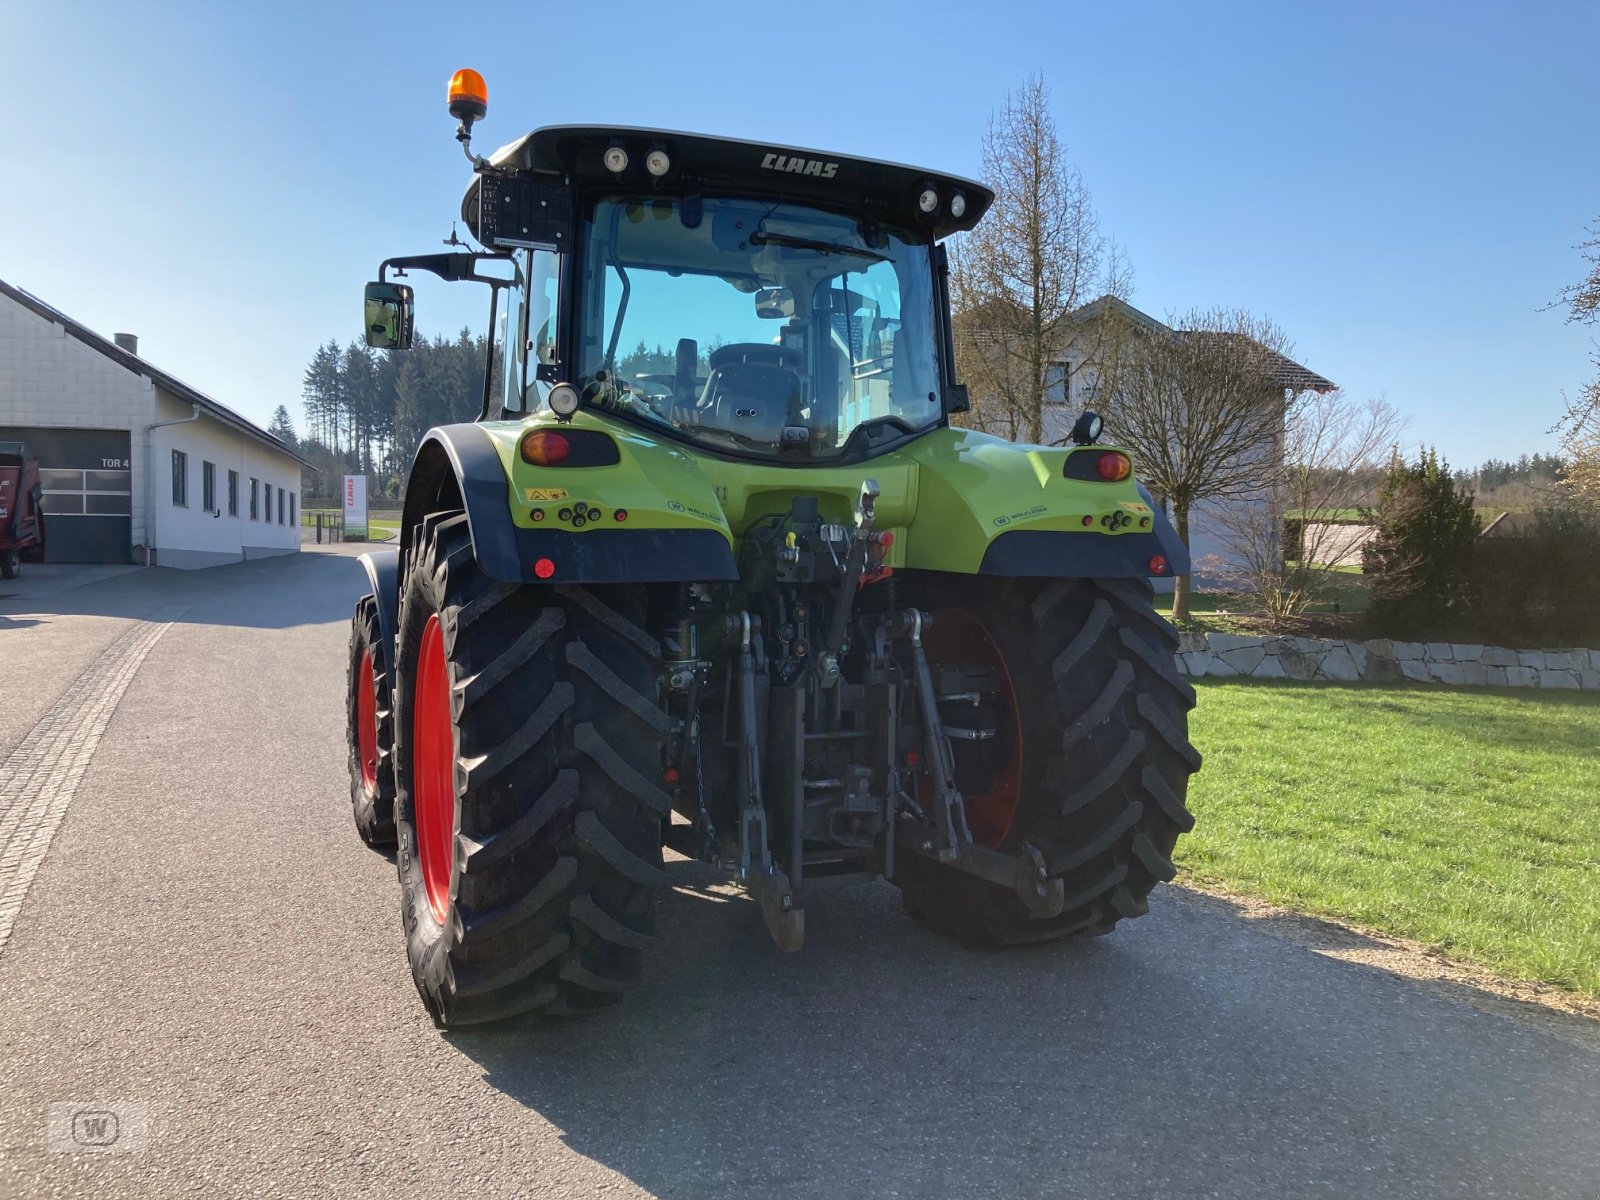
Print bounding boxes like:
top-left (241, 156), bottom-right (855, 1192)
top-left (1180, 679), bottom-right (1600, 997)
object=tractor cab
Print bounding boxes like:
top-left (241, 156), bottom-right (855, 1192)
top-left (367, 85), bottom-right (992, 464)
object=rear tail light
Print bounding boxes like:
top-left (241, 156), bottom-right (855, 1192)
top-left (1096, 452), bottom-right (1132, 482)
top-left (1149, 555), bottom-right (1168, 575)
top-left (518, 428), bottom-right (621, 467)
top-left (1063, 448), bottom-right (1134, 482)
top-left (521, 430), bottom-right (570, 465)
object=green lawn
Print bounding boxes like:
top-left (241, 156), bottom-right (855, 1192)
top-left (1180, 680), bottom-right (1600, 996)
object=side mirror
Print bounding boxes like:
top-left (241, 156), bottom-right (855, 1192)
top-left (754, 287), bottom-right (795, 320)
top-left (364, 281), bottom-right (414, 350)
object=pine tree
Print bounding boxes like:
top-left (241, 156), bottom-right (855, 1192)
top-left (1363, 449), bottom-right (1479, 637)
top-left (267, 405), bottom-right (298, 448)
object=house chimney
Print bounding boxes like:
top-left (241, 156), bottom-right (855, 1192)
top-left (114, 332), bottom-right (138, 355)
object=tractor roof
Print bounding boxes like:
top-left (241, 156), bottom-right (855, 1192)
top-left (464, 125), bottom-right (993, 241)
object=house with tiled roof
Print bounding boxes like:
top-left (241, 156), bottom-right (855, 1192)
top-left (963, 294), bottom-right (1336, 585)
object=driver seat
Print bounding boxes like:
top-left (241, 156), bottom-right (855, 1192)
top-left (698, 343), bottom-right (803, 446)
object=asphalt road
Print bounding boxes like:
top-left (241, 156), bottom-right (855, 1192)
top-left (1, 548), bottom-right (1598, 1199)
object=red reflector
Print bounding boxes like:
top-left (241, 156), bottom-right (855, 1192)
top-left (1149, 555), bottom-right (1168, 575)
top-left (614, 508), bottom-right (628, 522)
top-left (1081, 515), bottom-right (1094, 527)
top-left (662, 766), bottom-right (680, 784)
top-left (1096, 452), bottom-right (1132, 482)
top-left (533, 557), bottom-right (556, 579)
top-left (904, 750), bottom-right (921, 769)
top-left (521, 430), bottom-right (571, 466)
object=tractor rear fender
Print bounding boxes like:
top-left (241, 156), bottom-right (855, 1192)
top-left (356, 549), bottom-right (401, 685)
top-left (976, 483), bottom-right (1190, 578)
top-left (898, 430), bottom-right (1191, 580)
top-left (399, 422), bottom-right (739, 586)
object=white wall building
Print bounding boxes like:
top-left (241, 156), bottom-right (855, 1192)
top-left (1040, 296), bottom-right (1335, 587)
top-left (0, 278), bottom-right (306, 567)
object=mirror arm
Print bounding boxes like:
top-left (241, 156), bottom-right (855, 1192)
top-left (379, 252), bottom-right (515, 286)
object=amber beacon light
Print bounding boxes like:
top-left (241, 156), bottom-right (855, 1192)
top-left (448, 69), bottom-right (488, 125)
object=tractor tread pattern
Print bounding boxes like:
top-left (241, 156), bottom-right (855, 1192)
top-left (347, 595), bottom-right (397, 848)
top-left (570, 895), bottom-right (656, 950)
top-left (454, 607), bottom-right (565, 710)
top-left (1135, 692), bottom-right (1204, 771)
top-left (1050, 598), bottom-right (1112, 682)
top-left (460, 683), bottom-right (575, 787)
top-left (896, 573), bottom-right (1200, 948)
top-left (1061, 660), bottom-right (1133, 752)
top-left (460, 769), bottom-right (579, 873)
top-left (1141, 764), bottom-right (1196, 833)
top-left (573, 722), bottom-right (672, 817)
top-left (574, 811), bottom-right (670, 887)
top-left (392, 512), bottom-right (668, 1028)
top-left (565, 642), bottom-right (674, 736)
top-left (1057, 730), bottom-right (1146, 816)
top-left (1118, 625), bottom-right (1197, 708)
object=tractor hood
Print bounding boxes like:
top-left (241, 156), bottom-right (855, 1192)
top-left (463, 125), bottom-right (994, 242)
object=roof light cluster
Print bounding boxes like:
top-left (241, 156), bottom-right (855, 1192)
top-left (605, 140), bottom-right (673, 178)
top-left (917, 182), bottom-right (968, 221)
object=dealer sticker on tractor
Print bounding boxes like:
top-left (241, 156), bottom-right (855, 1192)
top-left (525, 487), bottom-right (569, 501)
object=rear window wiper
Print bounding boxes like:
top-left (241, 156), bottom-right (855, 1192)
top-left (749, 231), bottom-right (888, 263)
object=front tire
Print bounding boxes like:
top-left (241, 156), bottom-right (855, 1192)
top-left (347, 596), bottom-right (397, 848)
top-left (392, 512), bottom-right (670, 1027)
top-left (895, 575), bottom-right (1200, 946)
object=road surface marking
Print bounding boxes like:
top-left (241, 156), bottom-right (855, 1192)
top-left (0, 610), bottom-right (182, 958)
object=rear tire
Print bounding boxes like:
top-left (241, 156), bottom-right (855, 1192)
top-left (347, 596), bottom-right (397, 848)
top-left (392, 512), bottom-right (670, 1027)
top-left (0, 550), bottom-right (18, 580)
top-left (895, 575), bottom-right (1199, 946)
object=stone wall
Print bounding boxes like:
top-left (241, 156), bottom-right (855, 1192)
top-left (1177, 632), bottom-right (1600, 690)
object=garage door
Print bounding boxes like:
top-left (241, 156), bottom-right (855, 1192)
top-left (0, 427), bottom-right (132, 563)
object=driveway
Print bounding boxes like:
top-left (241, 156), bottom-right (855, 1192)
top-left (0, 547), bottom-right (1597, 1198)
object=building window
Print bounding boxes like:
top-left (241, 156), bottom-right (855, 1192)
top-left (289, 492), bottom-right (296, 527)
top-left (202, 461), bottom-right (216, 513)
top-left (228, 470), bottom-right (239, 517)
top-left (249, 477), bottom-right (259, 520)
top-left (1044, 363), bottom-right (1069, 406)
top-left (264, 483), bottom-right (273, 523)
top-left (278, 488), bottom-right (286, 525)
top-left (171, 450), bottom-right (188, 507)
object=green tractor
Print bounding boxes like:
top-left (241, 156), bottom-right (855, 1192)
top-left (346, 70), bottom-right (1199, 1027)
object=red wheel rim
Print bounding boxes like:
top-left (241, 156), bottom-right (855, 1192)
top-left (356, 647), bottom-right (379, 792)
top-left (413, 614), bottom-right (455, 923)
top-left (923, 610), bottom-right (1023, 848)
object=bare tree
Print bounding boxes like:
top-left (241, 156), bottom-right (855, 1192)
top-left (1555, 217), bottom-right (1600, 504)
top-left (1093, 307), bottom-right (1307, 622)
top-left (951, 75), bottom-right (1127, 444)
top-left (1212, 390), bottom-right (1406, 625)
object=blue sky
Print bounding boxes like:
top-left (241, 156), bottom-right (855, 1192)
top-left (2, 0), bottom-right (1595, 468)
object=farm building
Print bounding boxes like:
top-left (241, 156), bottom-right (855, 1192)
top-left (0, 278), bottom-right (306, 567)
